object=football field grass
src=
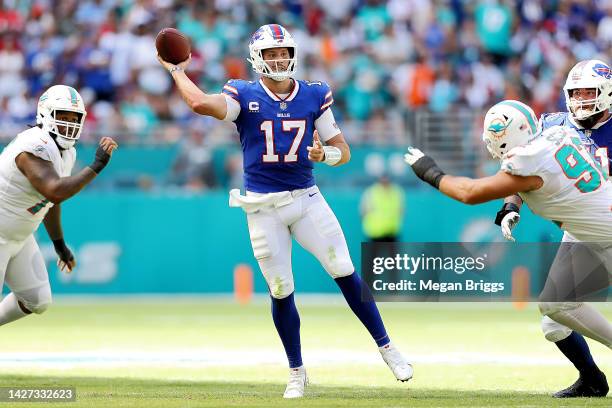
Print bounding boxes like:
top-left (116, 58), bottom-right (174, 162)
top-left (0, 297), bottom-right (610, 407)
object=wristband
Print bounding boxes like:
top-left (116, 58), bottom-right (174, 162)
top-left (494, 203), bottom-right (520, 226)
top-left (411, 156), bottom-right (446, 189)
top-left (52, 238), bottom-right (67, 253)
top-left (89, 146), bottom-right (111, 174)
top-left (168, 65), bottom-right (184, 74)
top-left (322, 146), bottom-right (342, 166)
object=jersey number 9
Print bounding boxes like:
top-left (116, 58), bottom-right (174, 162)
top-left (555, 143), bottom-right (605, 193)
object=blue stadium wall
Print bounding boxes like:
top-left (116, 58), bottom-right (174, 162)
top-left (35, 190), bottom-right (562, 294)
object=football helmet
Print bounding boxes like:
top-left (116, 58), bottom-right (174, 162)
top-left (482, 100), bottom-right (539, 159)
top-left (247, 24), bottom-right (297, 82)
top-left (563, 59), bottom-right (612, 122)
top-left (36, 85), bottom-right (87, 150)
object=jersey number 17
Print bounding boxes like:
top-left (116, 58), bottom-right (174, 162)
top-left (261, 120), bottom-right (306, 163)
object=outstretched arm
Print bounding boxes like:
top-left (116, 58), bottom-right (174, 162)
top-left (438, 173), bottom-right (542, 204)
top-left (158, 55), bottom-right (227, 119)
top-left (404, 147), bottom-right (542, 205)
top-left (15, 137), bottom-right (117, 204)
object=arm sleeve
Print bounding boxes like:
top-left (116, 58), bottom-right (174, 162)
top-left (223, 94), bottom-right (241, 122)
top-left (314, 108), bottom-right (341, 142)
top-left (221, 80), bottom-right (241, 122)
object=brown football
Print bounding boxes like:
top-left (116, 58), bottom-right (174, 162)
top-left (156, 28), bottom-right (191, 65)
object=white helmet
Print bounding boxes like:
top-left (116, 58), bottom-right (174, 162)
top-left (36, 85), bottom-right (87, 150)
top-left (482, 100), bottom-right (539, 159)
top-left (247, 24), bottom-right (297, 82)
top-left (563, 59), bottom-right (612, 121)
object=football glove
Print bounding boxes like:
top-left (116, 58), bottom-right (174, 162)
top-left (500, 212), bottom-right (520, 242)
top-left (52, 238), bottom-right (75, 273)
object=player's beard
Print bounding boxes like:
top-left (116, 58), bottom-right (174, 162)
top-left (575, 110), bottom-right (605, 129)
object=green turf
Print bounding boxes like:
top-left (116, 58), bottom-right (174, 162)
top-left (0, 299), bottom-right (609, 407)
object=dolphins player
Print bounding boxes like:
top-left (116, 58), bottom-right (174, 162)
top-left (0, 85), bottom-right (117, 327)
top-left (405, 99), bottom-right (610, 398)
top-left (158, 24), bottom-right (412, 398)
top-left (495, 60), bottom-right (611, 397)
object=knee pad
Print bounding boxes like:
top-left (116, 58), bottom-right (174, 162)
top-left (538, 302), bottom-right (582, 316)
top-left (326, 255), bottom-right (355, 279)
top-left (15, 285), bottom-right (52, 315)
top-left (249, 228), bottom-right (272, 260)
top-left (268, 276), bottom-right (295, 299)
top-left (541, 316), bottom-right (572, 342)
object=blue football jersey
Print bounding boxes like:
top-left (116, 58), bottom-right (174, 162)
top-left (540, 111), bottom-right (612, 174)
top-left (222, 79), bottom-right (334, 193)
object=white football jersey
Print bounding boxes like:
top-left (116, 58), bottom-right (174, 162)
top-left (501, 125), bottom-right (612, 243)
top-left (0, 126), bottom-right (76, 242)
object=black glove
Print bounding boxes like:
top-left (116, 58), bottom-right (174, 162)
top-left (494, 202), bottom-right (521, 226)
top-left (89, 145), bottom-right (111, 174)
top-left (52, 238), bottom-right (74, 265)
top-left (408, 153), bottom-right (446, 189)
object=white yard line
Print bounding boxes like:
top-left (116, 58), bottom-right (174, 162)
top-left (0, 349), bottom-right (578, 368)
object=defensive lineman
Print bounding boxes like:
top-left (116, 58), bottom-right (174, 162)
top-left (495, 59), bottom-right (612, 397)
top-left (404, 99), bottom-right (611, 396)
top-left (158, 24), bottom-right (412, 398)
top-left (0, 85), bottom-right (117, 326)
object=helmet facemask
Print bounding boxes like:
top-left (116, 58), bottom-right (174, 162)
top-left (36, 85), bottom-right (87, 150)
top-left (567, 88), bottom-right (604, 119)
top-left (249, 46), bottom-right (297, 82)
top-left (49, 110), bottom-right (84, 149)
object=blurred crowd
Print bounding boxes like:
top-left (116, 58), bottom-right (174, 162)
top-left (0, 0), bottom-right (610, 189)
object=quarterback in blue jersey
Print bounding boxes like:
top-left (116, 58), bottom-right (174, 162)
top-left (494, 59), bottom-right (611, 398)
top-left (158, 24), bottom-right (412, 398)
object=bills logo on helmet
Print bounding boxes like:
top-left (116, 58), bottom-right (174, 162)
top-left (250, 28), bottom-right (264, 45)
top-left (592, 63), bottom-right (612, 79)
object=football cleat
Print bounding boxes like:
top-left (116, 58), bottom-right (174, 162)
top-left (379, 342), bottom-right (413, 382)
top-left (283, 366), bottom-right (308, 398)
top-left (553, 369), bottom-right (608, 398)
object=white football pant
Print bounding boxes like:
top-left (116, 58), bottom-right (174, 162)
top-left (540, 232), bottom-right (612, 347)
top-left (0, 235), bottom-right (52, 317)
top-left (241, 186), bottom-right (354, 299)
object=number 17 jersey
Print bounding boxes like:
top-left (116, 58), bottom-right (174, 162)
top-left (501, 125), bottom-right (612, 242)
top-left (222, 78), bottom-right (334, 193)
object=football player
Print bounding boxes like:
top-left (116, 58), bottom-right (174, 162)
top-left (0, 85), bottom-right (117, 327)
top-left (158, 24), bottom-right (412, 398)
top-left (404, 99), bottom-right (610, 398)
top-left (494, 60), bottom-right (611, 397)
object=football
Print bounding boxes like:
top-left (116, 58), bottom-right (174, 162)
top-left (155, 28), bottom-right (191, 65)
